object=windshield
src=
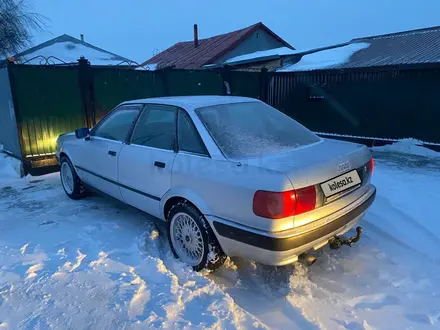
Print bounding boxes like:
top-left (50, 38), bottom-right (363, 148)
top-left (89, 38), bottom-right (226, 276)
top-left (196, 101), bottom-right (320, 158)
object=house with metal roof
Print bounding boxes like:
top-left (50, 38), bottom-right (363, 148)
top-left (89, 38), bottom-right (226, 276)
top-left (141, 22), bottom-right (294, 70)
top-left (7, 34), bottom-right (134, 66)
top-left (201, 25), bottom-right (440, 72)
top-left (278, 25), bottom-right (440, 72)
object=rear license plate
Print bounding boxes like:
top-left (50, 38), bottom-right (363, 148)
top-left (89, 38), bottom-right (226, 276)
top-left (321, 170), bottom-right (361, 197)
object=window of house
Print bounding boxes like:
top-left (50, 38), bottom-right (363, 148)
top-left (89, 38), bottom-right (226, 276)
top-left (178, 110), bottom-right (208, 156)
top-left (92, 106), bottom-right (141, 142)
top-left (131, 104), bottom-right (177, 150)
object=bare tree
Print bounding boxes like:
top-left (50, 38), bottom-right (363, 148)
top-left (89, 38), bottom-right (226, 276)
top-left (0, 0), bottom-right (45, 57)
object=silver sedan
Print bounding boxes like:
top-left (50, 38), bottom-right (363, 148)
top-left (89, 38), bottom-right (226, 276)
top-left (56, 96), bottom-right (376, 271)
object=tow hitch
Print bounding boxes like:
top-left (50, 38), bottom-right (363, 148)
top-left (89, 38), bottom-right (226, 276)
top-left (329, 226), bottom-right (364, 250)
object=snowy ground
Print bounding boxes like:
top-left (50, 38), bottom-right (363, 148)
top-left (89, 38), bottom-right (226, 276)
top-left (1, 144), bottom-right (440, 329)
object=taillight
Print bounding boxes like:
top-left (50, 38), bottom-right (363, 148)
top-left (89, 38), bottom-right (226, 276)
top-left (369, 158), bottom-right (375, 174)
top-left (253, 186), bottom-right (317, 219)
top-left (253, 190), bottom-right (295, 219)
top-left (295, 186), bottom-right (316, 215)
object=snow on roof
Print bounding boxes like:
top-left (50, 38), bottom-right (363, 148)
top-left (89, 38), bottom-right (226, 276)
top-left (278, 42), bottom-right (370, 72)
top-left (144, 63), bottom-right (158, 70)
top-left (142, 22), bottom-right (293, 69)
top-left (18, 42), bottom-right (126, 65)
top-left (15, 35), bottom-right (133, 66)
top-left (225, 47), bottom-right (295, 64)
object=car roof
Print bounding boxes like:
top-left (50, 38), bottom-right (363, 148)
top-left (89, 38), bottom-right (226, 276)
top-left (121, 95), bottom-right (259, 110)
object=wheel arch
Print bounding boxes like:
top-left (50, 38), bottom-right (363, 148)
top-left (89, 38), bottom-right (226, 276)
top-left (59, 151), bottom-right (69, 160)
top-left (59, 147), bottom-right (74, 163)
top-left (58, 148), bottom-right (83, 180)
top-left (162, 188), bottom-right (211, 221)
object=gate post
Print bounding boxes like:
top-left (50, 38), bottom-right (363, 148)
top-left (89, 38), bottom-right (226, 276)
top-left (6, 60), bottom-right (29, 176)
top-left (78, 57), bottom-right (95, 127)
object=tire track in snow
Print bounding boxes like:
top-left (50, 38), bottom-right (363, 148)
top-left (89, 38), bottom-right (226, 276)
top-left (371, 195), bottom-right (440, 246)
top-left (364, 197), bottom-right (440, 264)
top-left (138, 224), bottom-right (270, 329)
top-left (210, 259), bottom-right (321, 330)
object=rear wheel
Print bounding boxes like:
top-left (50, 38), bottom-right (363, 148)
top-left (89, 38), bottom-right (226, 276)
top-left (60, 157), bottom-right (86, 200)
top-left (167, 202), bottom-right (226, 272)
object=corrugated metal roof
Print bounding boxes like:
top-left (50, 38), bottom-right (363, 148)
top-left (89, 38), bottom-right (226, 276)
top-left (281, 26), bottom-right (440, 72)
top-left (346, 26), bottom-right (440, 68)
top-left (141, 22), bottom-right (293, 69)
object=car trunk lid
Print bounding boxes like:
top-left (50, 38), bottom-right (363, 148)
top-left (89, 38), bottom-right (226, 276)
top-left (243, 138), bottom-right (372, 190)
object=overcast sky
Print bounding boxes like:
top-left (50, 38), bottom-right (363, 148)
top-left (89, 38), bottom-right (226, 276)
top-left (32, 0), bottom-right (440, 63)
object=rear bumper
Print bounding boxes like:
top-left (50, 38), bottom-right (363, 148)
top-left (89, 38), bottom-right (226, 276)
top-left (207, 184), bottom-right (376, 266)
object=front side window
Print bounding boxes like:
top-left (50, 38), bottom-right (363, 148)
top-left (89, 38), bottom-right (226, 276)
top-left (92, 106), bottom-right (140, 142)
top-left (196, 101), bottom-right (320, 158)
top-left (131, 104), bottom-right (177, 150)
top-left (178, 110), bottom-right (208, 156)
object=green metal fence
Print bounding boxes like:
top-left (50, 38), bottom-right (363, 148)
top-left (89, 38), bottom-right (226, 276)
top-left (267, 68), bottom-right (440, 143)
top-left (93, 68), bottom-right (166, 122)
top-left (164, 70), bottom-right (224, 96)
top-left (6, 60), bottom-right (440, 166)
top-left (92, 69), bottom-right (224, 123)
top-left (229, 71), bottom-right (263, 99)
top-left (6, 63), bottom-right (227, 160)
top-left (8, 65), bottom-right (84, 158)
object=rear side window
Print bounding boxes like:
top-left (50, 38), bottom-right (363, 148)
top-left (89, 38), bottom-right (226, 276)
top-left (131, 104), bottom-right (177, 150)
top-left (196, 102), bottom-right (320, 158)
top-left (92, 106), bottom-right (140, 142)
top-left (178, 110), bottom-right (208, 156)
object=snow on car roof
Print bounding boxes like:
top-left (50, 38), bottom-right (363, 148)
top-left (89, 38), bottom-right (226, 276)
top-left (122, 95), bottom-right (258, 109)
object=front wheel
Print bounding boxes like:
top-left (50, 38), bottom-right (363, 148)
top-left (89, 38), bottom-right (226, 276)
top-left (60, 157), bottom-right (86, 200)
top-left (167, 202), bottom-right (226, 272)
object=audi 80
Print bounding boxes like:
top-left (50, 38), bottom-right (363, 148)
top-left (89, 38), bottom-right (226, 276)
top-left (56, 96), bottom-right (376, 271)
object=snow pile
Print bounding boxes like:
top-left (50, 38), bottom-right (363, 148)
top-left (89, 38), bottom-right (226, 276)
top-left (225, 47), bottom-right (295, 64)
top-left (372, 138), bottom-right (440, 158)
top-left (278, 42), bottom-right (370, 72)
top-left (18, 41), bottom-right (127, 66)
top-left (0, 152), bottom-right (22, 180)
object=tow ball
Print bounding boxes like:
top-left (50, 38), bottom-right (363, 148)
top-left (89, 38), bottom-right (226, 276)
top-left (329, 226), bottom-right (364, 250)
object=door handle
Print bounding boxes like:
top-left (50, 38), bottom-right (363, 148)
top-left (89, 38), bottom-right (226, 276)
top-left (154, 161), bottom-right (166, 168)
top-left (108, 150), bottom-right (117, 156)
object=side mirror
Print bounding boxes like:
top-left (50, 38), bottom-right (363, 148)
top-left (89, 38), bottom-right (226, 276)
top-left (75, 127), bottom-right (90, 139)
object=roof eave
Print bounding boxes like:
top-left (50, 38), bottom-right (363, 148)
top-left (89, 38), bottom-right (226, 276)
top-left (227, 54), bottom-right (283, 66)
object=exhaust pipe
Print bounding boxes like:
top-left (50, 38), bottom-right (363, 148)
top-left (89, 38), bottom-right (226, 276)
top-left (298, 253), bottom-right (317, 266)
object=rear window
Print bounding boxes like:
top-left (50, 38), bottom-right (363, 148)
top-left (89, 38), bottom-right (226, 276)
top-left (196, 102), bottom-right (320, 158)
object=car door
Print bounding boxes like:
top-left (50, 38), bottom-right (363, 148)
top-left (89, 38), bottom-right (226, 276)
top-left (74, 105), bottom-right (142, 200)
top-left (118, 104), bottom-right (178, 218)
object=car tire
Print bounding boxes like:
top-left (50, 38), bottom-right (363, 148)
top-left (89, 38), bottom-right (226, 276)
top-left (60, 156), bottom-right (86, 200)
top-left (167, 201), bottom-right (226, 272)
